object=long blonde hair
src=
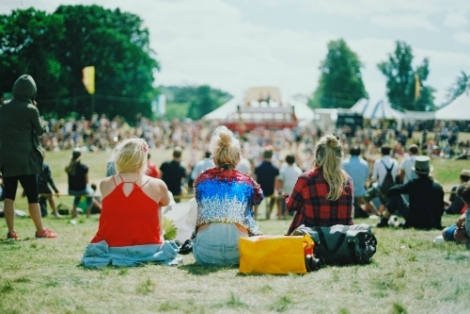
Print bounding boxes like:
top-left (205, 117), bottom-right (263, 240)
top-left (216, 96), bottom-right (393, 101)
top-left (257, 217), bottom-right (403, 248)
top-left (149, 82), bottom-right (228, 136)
top-left (210, 126), bottom-right (240, 169)
top-left (312, 134), bottom-right (347, 201)
top-left (113, 138), bottom-right (148, 175)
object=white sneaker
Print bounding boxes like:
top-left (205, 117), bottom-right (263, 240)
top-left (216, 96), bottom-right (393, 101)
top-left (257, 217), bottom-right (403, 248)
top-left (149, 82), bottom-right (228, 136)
top-left (433, 235), bottom-right (444, 243)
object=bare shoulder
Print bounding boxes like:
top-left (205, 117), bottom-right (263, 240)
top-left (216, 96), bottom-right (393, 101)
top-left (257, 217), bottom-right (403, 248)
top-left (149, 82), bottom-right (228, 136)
top-left (100, 176), bottom-right (116, 198)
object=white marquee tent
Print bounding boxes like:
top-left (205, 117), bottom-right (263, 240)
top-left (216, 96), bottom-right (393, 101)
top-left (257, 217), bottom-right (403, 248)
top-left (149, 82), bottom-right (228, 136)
top-left (435, 92), bottom-right (470, 120)
top-left (350, 98), bottom-right (404, 120)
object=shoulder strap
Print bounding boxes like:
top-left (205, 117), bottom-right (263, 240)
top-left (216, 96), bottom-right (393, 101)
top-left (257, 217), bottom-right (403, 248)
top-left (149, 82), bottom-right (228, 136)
top-left (381, 160), bottom-right (393, 172)
top-left (139, 177), bottom-right (152, 188)
top-left (112, 175), bottom-right (118, 186)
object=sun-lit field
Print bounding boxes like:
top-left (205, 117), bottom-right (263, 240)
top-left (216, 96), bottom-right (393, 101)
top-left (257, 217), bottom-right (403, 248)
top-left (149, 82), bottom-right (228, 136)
top-left (1, 135), bottom-right (470, 314)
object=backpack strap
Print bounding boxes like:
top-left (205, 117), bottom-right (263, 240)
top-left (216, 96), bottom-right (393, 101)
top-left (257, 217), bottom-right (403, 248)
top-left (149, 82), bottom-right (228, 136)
top-left (380, 160), bottom-right (394, 172)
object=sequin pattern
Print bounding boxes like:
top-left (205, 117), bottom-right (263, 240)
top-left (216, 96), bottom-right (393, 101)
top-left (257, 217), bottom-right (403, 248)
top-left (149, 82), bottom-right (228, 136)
top-left (195, 168), bottom-right (264, 235)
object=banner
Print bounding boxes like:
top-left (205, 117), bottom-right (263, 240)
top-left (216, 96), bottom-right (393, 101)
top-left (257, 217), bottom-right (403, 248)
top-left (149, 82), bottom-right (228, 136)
top-left (82, 66), bottom-right (95, 95)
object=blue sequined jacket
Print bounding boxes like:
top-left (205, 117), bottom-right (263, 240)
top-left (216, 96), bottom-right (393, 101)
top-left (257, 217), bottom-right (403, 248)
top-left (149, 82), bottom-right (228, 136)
top-left (194, 168), bottom-right (263, 235)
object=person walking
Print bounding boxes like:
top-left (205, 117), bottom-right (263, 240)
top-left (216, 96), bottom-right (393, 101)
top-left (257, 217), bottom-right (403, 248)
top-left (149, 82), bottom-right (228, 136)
top-left (0, 74), bottom-right (58, 239)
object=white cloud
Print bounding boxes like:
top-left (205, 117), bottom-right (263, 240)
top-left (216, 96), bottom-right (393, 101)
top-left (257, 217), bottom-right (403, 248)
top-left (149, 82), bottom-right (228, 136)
top-left (443, 12), bottom-right (468, 29)
top-left (1, 0), bottom-right (470, 106)
top-left (453, 32), bottom-right (470, 46)
top-left (370, 14), bottom-right (436, 31)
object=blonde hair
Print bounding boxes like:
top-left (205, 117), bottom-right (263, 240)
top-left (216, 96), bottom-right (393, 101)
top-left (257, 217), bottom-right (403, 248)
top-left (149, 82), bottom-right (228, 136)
top-left (312, 134), bottom-right (347, 201)
top-left (113, 138), bottom-right (148, 174)
top-left (210, 126), bottom-right (240, 169)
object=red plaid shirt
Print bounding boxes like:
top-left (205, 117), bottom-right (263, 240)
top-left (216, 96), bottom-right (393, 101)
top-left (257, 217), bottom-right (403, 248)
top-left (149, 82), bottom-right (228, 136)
top-left (286, 167), bottom-right (354, 235)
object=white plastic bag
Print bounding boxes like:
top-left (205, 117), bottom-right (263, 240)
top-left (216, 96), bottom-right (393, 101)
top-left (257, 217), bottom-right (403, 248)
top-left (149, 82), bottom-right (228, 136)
top-left (162, 198), bottom-right (197, 243)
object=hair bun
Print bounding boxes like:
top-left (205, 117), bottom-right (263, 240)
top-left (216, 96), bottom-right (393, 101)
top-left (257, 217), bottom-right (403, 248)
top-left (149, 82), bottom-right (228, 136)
top-left (218, 131), bottom-right (232, 148)
top-left (327, 135), bottom-right (339, 148)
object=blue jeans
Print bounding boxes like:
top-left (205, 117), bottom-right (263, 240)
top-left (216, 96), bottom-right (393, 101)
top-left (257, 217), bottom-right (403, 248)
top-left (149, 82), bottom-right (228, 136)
top-left (193, 223), bottom-right (248, 266)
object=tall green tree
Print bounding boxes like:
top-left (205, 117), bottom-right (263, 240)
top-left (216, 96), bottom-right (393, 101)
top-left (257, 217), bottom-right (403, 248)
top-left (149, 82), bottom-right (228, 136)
top-left (187, 85), bottom-right (222, 120)
top-left (446, 71), bottom-right (470, 104)
top-left (378, 41), bottom-right (435, 111)
top-left (0, 6), bottom-right (159, 121)
top-left (53, 5), bottom-right (159, 120)
top-left (309, 39), bottom-right (368, 109)
top-left (0, 8), bottom-right (66, 106)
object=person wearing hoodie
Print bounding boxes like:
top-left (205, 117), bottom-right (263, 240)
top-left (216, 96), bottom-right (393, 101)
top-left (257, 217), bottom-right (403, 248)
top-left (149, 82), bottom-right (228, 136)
top-left (0, 74), bottom-right (58, 239)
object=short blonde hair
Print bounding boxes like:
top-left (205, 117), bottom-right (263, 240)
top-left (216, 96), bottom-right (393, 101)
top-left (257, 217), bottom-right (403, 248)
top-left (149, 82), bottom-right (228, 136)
top-left (312, 134), bottom-right (347, 201)
top-left (113, 138), bottom-right (148, 174)
top-left (210, 126), bottom-right (240, 169)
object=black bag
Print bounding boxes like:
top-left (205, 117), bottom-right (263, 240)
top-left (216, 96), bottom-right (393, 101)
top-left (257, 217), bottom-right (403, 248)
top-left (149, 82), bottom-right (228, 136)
top-left (292, 224), bottom-right (377, 265)
top-left (379, 161), bottom-right (395, 195)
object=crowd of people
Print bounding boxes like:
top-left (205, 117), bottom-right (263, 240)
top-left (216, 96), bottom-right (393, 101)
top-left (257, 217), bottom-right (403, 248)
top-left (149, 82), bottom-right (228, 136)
top-left (2, 73), bottom-right (470, 268)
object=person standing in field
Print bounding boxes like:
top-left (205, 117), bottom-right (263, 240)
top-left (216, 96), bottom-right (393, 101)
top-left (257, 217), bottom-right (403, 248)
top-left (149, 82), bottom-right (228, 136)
top-left (65, 149), bottom-right (93, 218)
top-left (278, 154), bottom-right (302, 219)
top-left (160, 147), bottom-right (187, 202)
top-left (37, 152), bottom-right (61, 217)
top-left (254, 146), bottom-right (279, 219)
top-left (0, 74), bottom-right (58, 239)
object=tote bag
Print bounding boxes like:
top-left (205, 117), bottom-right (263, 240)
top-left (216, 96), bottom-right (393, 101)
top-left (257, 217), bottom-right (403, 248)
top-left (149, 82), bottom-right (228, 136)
top-left (239, 234), bottom-right (313, 275)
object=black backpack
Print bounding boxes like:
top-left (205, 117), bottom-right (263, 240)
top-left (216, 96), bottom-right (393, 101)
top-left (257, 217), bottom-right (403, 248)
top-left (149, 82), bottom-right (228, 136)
top-left (379, 161), bottom-right (395, 195)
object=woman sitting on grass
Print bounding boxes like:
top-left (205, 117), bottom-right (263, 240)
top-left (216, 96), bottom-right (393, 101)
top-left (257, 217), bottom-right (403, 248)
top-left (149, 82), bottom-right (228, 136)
top-left (285, 134), bottom-right (354, 235)
top-left (81, 138), bottom-right (179, 267)
top-left (193, 126), bottom-right (263, 266)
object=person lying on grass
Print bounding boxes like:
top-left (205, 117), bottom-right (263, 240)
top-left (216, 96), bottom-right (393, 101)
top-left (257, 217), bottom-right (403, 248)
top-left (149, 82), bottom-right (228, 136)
top-left (442, 181), bottom-right (470, 248)
top-left (81, 138), bottom-right (179, 267)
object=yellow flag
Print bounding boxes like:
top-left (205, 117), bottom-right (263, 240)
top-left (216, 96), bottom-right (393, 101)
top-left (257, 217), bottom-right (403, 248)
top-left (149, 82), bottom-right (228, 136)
top-left (414, 73), bottom-right (420, 101)
top-left (82, 66), bottom-right (95, 94)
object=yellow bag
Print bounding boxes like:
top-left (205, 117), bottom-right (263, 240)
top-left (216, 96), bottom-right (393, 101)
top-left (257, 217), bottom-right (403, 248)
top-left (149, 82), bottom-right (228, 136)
top-left (239, 234), bottom-right (314, 275)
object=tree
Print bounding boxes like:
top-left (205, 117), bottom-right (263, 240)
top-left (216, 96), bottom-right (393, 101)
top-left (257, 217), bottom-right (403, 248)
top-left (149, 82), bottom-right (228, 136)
top-left (309, 39), bottom-right (368, 109)
top-left (446, 71), bottom-right (470, 104)
top-left (0, 8), bottom-right (67, 106)
top-left (0, 6), bottom-right (159, 122)
top-left (187, 85), bottom-right (225, 120)
top-left (378, 41), bottom-right (435, 111)
top-left (53, 5), bottom-right (159, 120)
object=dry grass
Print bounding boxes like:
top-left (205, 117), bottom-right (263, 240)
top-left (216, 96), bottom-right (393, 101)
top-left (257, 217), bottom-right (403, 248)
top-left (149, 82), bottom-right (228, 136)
top-left (1, 135), bottom-right (470, 313)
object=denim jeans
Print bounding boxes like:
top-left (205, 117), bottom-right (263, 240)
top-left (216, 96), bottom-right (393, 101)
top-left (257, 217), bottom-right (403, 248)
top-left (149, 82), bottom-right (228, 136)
top-left (193, 223), bottom-right (248, 266)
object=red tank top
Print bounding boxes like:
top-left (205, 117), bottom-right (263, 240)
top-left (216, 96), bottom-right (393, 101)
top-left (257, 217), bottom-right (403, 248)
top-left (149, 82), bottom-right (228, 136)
top-left (90, 176), bottom-right (162, 246)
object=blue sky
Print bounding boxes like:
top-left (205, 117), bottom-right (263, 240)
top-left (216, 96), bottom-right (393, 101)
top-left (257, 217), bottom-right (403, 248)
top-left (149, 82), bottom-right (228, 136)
top-left (1, 0), bottom-right (469, 106)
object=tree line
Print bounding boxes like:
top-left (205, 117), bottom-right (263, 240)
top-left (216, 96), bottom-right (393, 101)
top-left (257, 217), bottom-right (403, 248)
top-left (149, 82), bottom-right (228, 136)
top-left (1, 6), bottom-right (468, 122)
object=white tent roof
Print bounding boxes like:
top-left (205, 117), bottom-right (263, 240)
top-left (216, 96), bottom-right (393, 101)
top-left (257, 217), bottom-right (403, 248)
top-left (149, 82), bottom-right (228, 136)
top-left (350, 98), bottom-right (404, 119)
top-left (202, 97), bottom-right (241, 120)
top-left (435, 92), bottom-right (470, 120)
top-left (202, 97), bottom-right (315, 121)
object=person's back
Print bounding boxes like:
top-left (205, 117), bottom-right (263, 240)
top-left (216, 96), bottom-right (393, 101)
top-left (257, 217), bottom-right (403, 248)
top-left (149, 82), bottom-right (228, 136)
top-left (386, 156), bottom-right (444, 229)
top-left (399, 145), bottom-right (419, 184)
top-left (82, 138), bottom-right (176, 267)
top-left (342, 149), bottom-right (368, 198)
top-left (160, 147), bottom-right (186, 197)
top-left (286, 135), bottom-right (354, 235)
top-left (91, 174), bottom-right (164, 246)
top-left (279, 161), bottom-right (302, 194)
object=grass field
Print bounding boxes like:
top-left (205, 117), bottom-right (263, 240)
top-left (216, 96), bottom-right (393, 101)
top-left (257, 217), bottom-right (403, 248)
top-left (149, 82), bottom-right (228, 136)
top-left (1, 136), bottom-right (470, 313)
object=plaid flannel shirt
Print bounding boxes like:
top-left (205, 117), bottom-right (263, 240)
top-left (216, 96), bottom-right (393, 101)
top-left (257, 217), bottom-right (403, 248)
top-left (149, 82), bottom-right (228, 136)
top-left (286, 167), bottom-right (354, 235)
